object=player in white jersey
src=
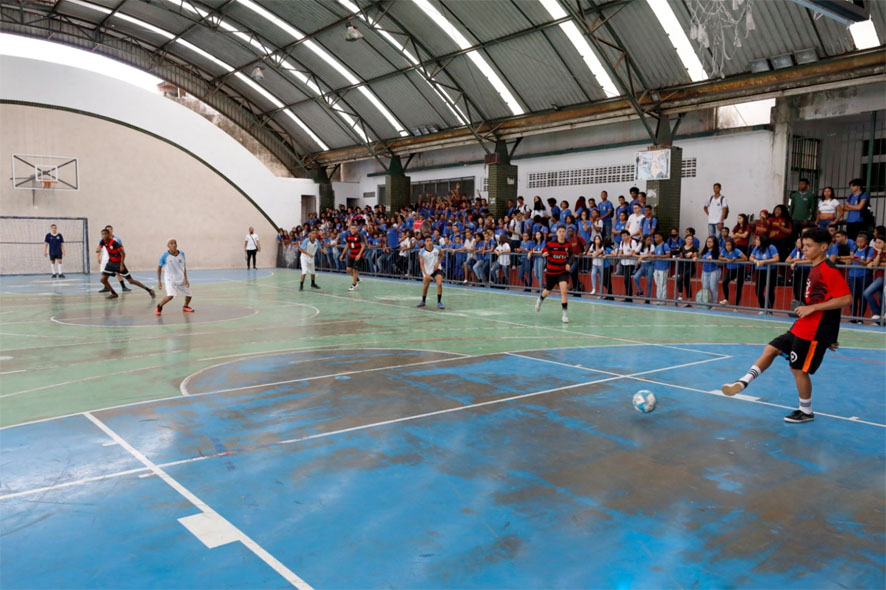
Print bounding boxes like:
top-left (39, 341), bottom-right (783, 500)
top-left (298, 230), bottom-right (327, 291)
top-left (154, 239), bottom-right (193, 314)
top-left (417, 236), bottom-right (445, 309)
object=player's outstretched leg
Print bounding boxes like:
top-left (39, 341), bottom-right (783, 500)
top-left (155, 294), bottom-right (174, 315)
top-left (125, 274), bottom-right (155, 298)
top-left (721, 345), bottom-right (780, 396)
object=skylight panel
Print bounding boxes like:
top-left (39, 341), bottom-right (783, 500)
top-left (412, 0), bottom-right (525, 116)
top-left (538, 0), bottom-right (619, 97)
top-left (645, 0), bottom-right (708, 82)
top-left (850, 19), bottom-right (880, 50)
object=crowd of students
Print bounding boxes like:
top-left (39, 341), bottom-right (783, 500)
top-left (276, 181), bottom-right (885, 321)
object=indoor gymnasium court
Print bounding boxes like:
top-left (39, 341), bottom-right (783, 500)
top-left (1, 0), bottom-right (885, 588)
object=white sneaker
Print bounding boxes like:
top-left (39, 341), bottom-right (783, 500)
top-left (719, 299), bottom-right (728, 305)
top-left (871, 314), bottom-right (881, 321)
top-left (757, 311), bottom-right (765, 315)
top-left (590, 289), bottom-right (596, 295)
top-left (562, 311), bottom-right (569, 323)
top-left (535, 297), bottom-right (542, 312)
top-left (721, 381), bottom-right (745, 396)
top-left (348, 284), bottom-right (357, 291)
top-left (677, 296), bottom-right (683, 301)
top-left (462, 279), bottom-right (468, 284)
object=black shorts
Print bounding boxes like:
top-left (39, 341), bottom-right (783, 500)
top-left (49, 256), bottom-right (62, 262)
top-left (102, 261), bottom-right (131, 278)
top-left (426, 269), bottom-right (443, 279)
top-left (346, 256), bottom-right (359, 269)
top-left (545, 272), bottom-right (570, 291)
top-left (769, 331), bottom-right (829, 375)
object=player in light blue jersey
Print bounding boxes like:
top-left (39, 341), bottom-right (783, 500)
top-left (298, 229), bottom-right (327, 291)
top-left (155, 239), bottom-right (192, 314)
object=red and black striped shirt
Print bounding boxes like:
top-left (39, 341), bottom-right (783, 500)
top-left (103, 238), bottom-right (123, 263)
top-left (543, 239), bottom-right (571, 275)
top-left (345, 233), bottom-right (363, 258)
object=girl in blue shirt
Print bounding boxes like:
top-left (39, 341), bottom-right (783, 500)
top-left (613, 211), bottom-right (628, 247)
top-left (750, 235), bottom-right (780, 312)
top-left (848, 235), bottom-right (874, 319)
top-left (786, 236), bottom-right (809, 304)
top-left (531, 230), bottom-right (546, 291)
top-left (719, 238), bottom-right (747, 306)
top-left (578, 210), bottom-right (592, 243)
top-left (700, 236), bottom-right (721, 305)
top-left (518, 233), bottom-right (535, 289)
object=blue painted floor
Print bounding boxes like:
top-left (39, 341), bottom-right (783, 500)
top-left (2, 346), bottom-right (884, 589)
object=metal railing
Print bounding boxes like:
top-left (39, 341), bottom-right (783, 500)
top-left (277, 244), bottom-right (885, 325)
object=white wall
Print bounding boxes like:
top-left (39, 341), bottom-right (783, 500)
top-left (346, 129), bottom-right (781, 233)
top-left (0, 55), bottom-right (318, 229)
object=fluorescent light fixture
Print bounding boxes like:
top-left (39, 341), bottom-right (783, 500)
top-left (770, 53), bottom-right (794, 69)
top-left (337, 0), bottom-right (469, 126)
top-left (538, 0), bottom-right (619, 97)
top-left (237, 0), bottom-right (408, 138)
top-left (645, 0), bottom-right (708, 82)
top-left (849, 19), bottom-right (880, 50)
top-left (65, 0), bottom-right (328, 149)
top-left (748, 58), bottom-right (771, 73)
top-left (793, 48), bottom-right (818, 64)
top-left (412, 0), bottom-right (525, 115)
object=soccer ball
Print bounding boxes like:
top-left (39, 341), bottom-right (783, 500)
top-left (632, 390), bottom-right (657, 413)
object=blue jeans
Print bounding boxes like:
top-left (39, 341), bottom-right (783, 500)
top-left (590, 264), bottom-right (603, 292)
top-left (849, 274), bottom-right (872, 317)
top-left (473, 259), bottom-right (490, 284)
top-left (602, 218), bottom-right (612, 238)
top-left (533, 257), bottom-right (545, 290)
top-left (519, 257), bottom-right (532, 286)
top-left (863, 276), bottom-right (884, 316)
top-left (702, 269), bottom-right (721, 301)
top-left (707, 223), bottom-right (719, 237)
top-left (490, 261), bottom-right (505, 285)
top-left (632, 262), bottom-right (654, 297)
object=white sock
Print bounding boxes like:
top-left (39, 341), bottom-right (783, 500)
top-left (799, 397), bottom-right (813, 415)
top-left (57, 263), bottom-right (62, 275)
top-left (50, 262), bottom-right (56, 274)
top-left (739, 365), bottom-right (762, 387)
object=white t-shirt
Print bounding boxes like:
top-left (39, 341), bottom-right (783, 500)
top-left (159, 250), bottom-right (186, 284)
top-left (245, 233), bottom-right (260, 250)
top-left (619, 239), bottom-right (639, 266)
top-left (706, 195), bottom-right (728, 223)
top-left (300, 238), bottom-right (320, 257)
top-left (419, 247), bottom-right (441, 274)
top-left (627, 213), bottom-right (644, 237)
top-left (463, 237), bottom-right (476, 256)
top-left (818, 198), bottom-right (839, 216)
top-left (495, 243), bottom-right (511, 266)
top-left (399, 237), bottom-right (412, 256)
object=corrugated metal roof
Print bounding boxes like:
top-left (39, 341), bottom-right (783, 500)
top-left (386, 1), bottom-right (461, 57)
top-left (438, 0), bottom-right (537, 43)
top-left (436, 54), bottom-right (516, 121)
top-left (485, 32), bottom-right (590, 111)
top-left (368, 75), bottom-right (451, 131)
top-left (312, 26), bottom-right (401, 81)
top-left (543, 26), bottom-right (608, 102)
top-left (289, 100), bottom-right (363, 149)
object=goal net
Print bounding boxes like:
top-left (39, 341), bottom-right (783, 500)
top-left (0, 217), bottom-right (89, 275)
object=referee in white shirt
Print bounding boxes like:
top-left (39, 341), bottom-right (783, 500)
top-left (245, 227), bottom-right (261, 269)
top-left (704, 183), bottom-right (729, 237)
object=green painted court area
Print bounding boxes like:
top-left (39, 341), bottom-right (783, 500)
top-left (1, 269), bottom-right (883, 428)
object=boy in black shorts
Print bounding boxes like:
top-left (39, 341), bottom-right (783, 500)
top-left (340, 223), bottom-right (365, 291)
top-left (44, 224), bottom-right (65, 278)
top-left (722, 227), bottom-right (851, 423)
top-left (535, 226), bottom-right (572, 323)
top-left (417, 236), bottom-right (445, 309)
top-left (99, 229), bottom-right (155, 299)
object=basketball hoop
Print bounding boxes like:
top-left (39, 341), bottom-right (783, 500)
top-left (42, 180), bottom-right (55, 189)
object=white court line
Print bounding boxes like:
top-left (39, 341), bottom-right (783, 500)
top-left (180, 350), bottom-right (472, 396)
top-left (0, 363), bottom-right (168, 399)
top-left (0, 369), bottom-right (26, 375)
top-left (0, 466), bottom-right (151, 500)
top-left (197, 332), bottom-right (444, 361)
top-left (269, 280), bottom-right (729, 358)
top-left (49, 306), bottom-right (264, 329)
top-left (508, 352), bottom-right (886, 428)
top-left (83, 412), bottom-right (312, 590)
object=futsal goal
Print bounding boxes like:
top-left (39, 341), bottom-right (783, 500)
top-left (0, 216), bottom-right (90, 275)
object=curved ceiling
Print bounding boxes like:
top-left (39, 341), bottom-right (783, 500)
top-left (1, 0), bottom-right (883, 172)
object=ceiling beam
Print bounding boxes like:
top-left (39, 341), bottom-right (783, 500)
top-left (309, 49), bottom-right (885, 164)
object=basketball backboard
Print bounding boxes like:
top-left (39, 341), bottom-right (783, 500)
top-left (11, 154), bottom-right (79, 190)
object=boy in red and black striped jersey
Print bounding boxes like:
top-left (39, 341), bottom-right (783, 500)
top-left (535, 226), bottom-right (572, 323)
top-left (98, 229), bottom-right (155, 299)
top-left (722, 227), bottom-right (851, 423)
top-left (340, 224), bottom-right (365, 291)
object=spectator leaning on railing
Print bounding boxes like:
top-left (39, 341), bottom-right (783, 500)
top-left (704, 183), bottom-right (729, 237)
top-left (863, 236), bottom-right (885, 322)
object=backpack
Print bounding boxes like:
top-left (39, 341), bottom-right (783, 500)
top-left (708, 195), bottom-right (728, 220)
top-left (861, 198), bottom-right (876, 227)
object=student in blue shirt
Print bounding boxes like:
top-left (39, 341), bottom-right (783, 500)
top-left (518, 233), bottom-right (535, 290)
top-left (700, 236), bottom-right (721, 305)
top-left (472, 232), bottom-right (490, 284)
top-left (827, 229), bottom-right (856, 263)
top-left (846, 233), bottom-right (874, 320)
top-left (613, 211), bottom-right (628, 249)
top-left (563, 214), bottom-right (578, 235)
top-left (615, 195), bottom-right (630, 223)
top-left (577, 210), bottom-right (593, 243)
top-left (559, 200), bottom-right (572, 220)
top-left (531, 230), bottom-right (546, 291)
top-left (651, 232), bottom-right (672, 302)
top-left (641, 205), bottom-right (657, 238)
top-left (720, 238), bottom-right (747, 306)
top-left (547, 198), bottom-right (560, 219)
top-left (598, 192), bottom-right (614, 238)
top-left (750, 235), bottom-right (780, 312)
top-left (843, 178), bottom-right (869, 239)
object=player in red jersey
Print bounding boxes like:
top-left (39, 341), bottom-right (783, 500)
top-left (340, 223), bottom-right (365, 291)
top-left (535, 226), bottom-right (572, 323)
top-left (721, 227), bottom-right (851, 423)
top-left (98, 229), bottom-right (155, 299)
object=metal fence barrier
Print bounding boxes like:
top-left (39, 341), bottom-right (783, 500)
top-left (278, 244), bottom-right (885, 325)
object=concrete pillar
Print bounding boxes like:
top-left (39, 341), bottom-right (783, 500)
top-left (383, 156), bottom-right (411, 211)
top-left (771, 97), bottom-right (794, 206)
top-left (645, 145), bottom-right (683, 234)
top-left (312, 167), bottom-right (335, 211)
top-left (486, 140), bottom-right (517, 219)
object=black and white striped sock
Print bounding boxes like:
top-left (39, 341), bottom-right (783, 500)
top-left (799, 397), bottom-right (813, 415)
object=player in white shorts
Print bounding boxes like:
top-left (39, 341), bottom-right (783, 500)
top-left (299, 230), bottom-right (326, 291)
top-left (154, 239), bottom-right (193, 315)
top-left (417, 235), bottom-right (445, 309)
